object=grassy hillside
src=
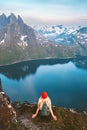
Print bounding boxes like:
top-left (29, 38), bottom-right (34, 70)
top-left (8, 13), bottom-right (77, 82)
top-left (0, 43), bottom-right (76, 65)
top-left (1, 40), bottom-right (87, 65)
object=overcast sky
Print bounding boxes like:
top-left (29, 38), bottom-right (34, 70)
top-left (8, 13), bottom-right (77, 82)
top-left (0, 0), bottom-right (87, 25)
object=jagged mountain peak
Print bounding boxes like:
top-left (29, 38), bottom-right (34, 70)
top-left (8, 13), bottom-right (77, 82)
top-left (0, 13), bottom-right (7, 18)
top-left (8, 13), bottom-right (18, 24)
top-left (0, 13), bottom-right (24, 26)
top-left (18, 15), bottom-right (24, 26)
top-left (0, 13), bottom-right (21, 31)
top-left (8, 13), bottom-right (24, 24)
top-left (18, 15), bottom-right (23, 22)
top-left (0, 13), bottom-right (36, 46)
top-left (0, 13), bottom-right (7, 31)
top-left (10, 13), bottom-right (16, 17)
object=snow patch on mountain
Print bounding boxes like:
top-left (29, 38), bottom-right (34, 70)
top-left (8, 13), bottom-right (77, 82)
top-left (0, 39), bottom-right (4, 45)
top-left (17, 35), bottom-right (28, 49)
top-left (20, 35), bottom-right (27, 41)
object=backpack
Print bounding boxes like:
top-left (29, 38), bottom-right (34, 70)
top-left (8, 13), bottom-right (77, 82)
top-left (40, 103), bottom-right (50, 116)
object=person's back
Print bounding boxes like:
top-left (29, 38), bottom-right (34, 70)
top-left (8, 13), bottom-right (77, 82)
top-left (40, 102), bottom-right (50, 116)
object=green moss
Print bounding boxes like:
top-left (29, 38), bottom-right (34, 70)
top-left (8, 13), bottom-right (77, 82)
top-left (10, 123), bottom-right (17, 129)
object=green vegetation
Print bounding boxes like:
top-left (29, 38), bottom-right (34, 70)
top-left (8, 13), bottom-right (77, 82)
top-left (0, 43), bottom-right (75, 65)
top-left (1, 40), bottom-right (87, 65)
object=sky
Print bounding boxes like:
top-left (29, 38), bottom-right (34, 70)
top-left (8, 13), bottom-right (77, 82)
top-left (0, 0), bottom-right (87, 26)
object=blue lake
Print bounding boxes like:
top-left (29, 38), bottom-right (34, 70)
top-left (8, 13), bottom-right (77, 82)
top-left (0, 58), bottom-right (87, 110)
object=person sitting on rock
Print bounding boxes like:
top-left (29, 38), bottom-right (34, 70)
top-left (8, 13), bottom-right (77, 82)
top-left (32, 92), bottom-right (57, 121)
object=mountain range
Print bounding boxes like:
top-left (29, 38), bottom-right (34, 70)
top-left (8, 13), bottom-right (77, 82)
top-left (34, 25), bottom-right (87, 46)
top-left (0, 13), bottom-right (87, 65)
top-left (35, 25), bottom-right (87, 55)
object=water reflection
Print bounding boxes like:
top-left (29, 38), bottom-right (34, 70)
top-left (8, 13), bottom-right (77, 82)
top-left (0, 58), bottom-right (71, 80)
top-left (0, 56), bottom-right (87, 80)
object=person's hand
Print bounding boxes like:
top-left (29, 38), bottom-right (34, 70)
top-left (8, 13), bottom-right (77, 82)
top-left (53, 115), bottom-right (57, 121)
top-left (32, 114), bottom-right (36, 119)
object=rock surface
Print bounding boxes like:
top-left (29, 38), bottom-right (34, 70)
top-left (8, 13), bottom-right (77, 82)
top-left (11, 102), bottom-right (87, 130)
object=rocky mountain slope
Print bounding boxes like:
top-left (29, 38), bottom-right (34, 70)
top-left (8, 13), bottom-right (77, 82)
top-left (0, 13), bottom-right (36, 46)
top-left (0, 79), bottom-right (17, 130)
top-left (0, 13), bottom-right (60, 65)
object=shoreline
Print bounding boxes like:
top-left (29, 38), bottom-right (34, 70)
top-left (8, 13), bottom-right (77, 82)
top-left (0, 54), bottom-right (87, 67)
top-left (0, 56), bottom-right (74, 67)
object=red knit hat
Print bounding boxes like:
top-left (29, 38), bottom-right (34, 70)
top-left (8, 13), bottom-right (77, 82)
top-left (41, 92), bottom-right (48, 99)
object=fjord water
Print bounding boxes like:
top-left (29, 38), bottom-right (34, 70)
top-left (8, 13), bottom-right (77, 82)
top-left (0, 58), bottom-right (87, 110)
